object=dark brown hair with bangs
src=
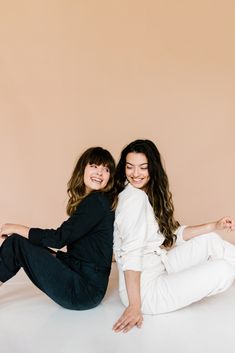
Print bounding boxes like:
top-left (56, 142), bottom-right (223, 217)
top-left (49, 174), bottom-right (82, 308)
top-left (67, 147), bottom-right (115, 216)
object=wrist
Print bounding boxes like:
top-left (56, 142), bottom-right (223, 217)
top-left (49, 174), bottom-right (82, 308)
top-left (15, 225), bottom-right (30, 237)
top-left (21, 225), bottom-right (30, 237)
top-left (203, 222), bottom-right (216, 233)
top-left (129, 302), bottom-right (141, 309)
top-left (208, 222), bottom-right (217, 232)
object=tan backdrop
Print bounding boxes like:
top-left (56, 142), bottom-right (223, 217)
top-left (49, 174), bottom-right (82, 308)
top-left (0, 0), bottom-right (234, 241)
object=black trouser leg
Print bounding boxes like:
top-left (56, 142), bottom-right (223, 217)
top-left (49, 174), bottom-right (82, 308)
top-left (0, 234), bottom-right (102, 310)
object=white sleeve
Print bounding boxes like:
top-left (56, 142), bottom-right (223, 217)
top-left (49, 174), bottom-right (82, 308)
top-left (115, 190), bottom-right (147, 271)
top-left (174, 225), bottom-right (187, 245)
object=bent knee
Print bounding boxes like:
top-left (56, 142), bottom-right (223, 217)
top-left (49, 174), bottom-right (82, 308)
top-left (196, 232), bottom-right (224, 250)
top-left (6, 233), bottom-right (24, 240)
top-left (199, 232), bottom-right (221, 243)
top-left (2, 234), bottom-right (32, 254)
top-left (6, 233), bottom-right (30, 245)
top-left (3, 233), bottom-right (24, 245)
top-left (212, 259), bottom-right (235, 280)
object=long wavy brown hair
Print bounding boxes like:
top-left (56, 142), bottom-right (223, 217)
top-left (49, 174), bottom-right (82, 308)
top-left (113, 139), bottom-right (179, 247)
top-left (67, 147), bottom-right (115, 216)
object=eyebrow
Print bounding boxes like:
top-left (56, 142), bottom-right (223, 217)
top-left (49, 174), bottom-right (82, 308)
top-left (126, 162), bottom-right (148, 166)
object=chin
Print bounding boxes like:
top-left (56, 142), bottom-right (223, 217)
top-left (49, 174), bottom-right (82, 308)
top-left (131, 183), bottom-right (145, 189)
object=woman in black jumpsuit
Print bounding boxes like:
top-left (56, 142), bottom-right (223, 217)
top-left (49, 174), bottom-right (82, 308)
top-left (0, 147), bottom-right (115, 310)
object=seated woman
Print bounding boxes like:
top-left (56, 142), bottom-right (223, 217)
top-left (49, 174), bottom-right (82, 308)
top-left (112, 139), bottom-right (235, 333)
top-left (0, 146), bottom-right (115, 310)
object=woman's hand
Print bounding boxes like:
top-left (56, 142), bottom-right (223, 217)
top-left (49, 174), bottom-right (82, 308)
top-left (113, 305), bottom-right (143, 333)
top-left (0, 223), bottom-right (30, 238)
top-left (216, 217), bottom-right (235, 232)
top-left (182, 216), bottom-right (235, 241)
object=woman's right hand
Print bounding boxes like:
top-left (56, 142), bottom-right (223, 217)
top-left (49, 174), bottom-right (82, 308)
top-left (215, 217), bottom-right (235, 232)
top-left (112, 305), bottom-right (143, 333)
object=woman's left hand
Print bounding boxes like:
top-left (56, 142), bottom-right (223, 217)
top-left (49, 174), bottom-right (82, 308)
top-left (113, 305), bottom-right (143, 333)
top-left (216, 217), bottom-right (235, 232)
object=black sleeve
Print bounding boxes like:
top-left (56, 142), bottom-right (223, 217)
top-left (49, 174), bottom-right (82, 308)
top-left (28, 193), bottom-right (109, 249)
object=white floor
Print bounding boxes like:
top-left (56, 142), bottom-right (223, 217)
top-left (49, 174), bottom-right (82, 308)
top-left (1, 263), bottom-right (235, 353)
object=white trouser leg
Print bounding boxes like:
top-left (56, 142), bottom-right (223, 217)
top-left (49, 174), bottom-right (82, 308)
top-left (147, 259), bottom-right (235, 314)
top-left (166, 232), bottom-right (235, 273)
top-left (142, 233), bottom-right (235, 314)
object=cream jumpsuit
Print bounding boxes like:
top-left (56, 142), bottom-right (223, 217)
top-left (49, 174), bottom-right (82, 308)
top-left (113, 183), bottom-right (235, 314)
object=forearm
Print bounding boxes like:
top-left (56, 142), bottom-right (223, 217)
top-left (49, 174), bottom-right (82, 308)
top-left (113, 269), bottom-right (143, 333)
top-left (182, 218), bottom-right (233, 241)
top-left (124, 270), bottom-right (141, 308)
top-left (0, 223), bottom-right (30, 238)
top-left (28, 227), bottom-right (66, 248)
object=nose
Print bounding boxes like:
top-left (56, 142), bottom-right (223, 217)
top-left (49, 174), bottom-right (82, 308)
top-left (133, 167), bottom-right (139, 176)
top-left (96, 167), bottom-right (103, 175)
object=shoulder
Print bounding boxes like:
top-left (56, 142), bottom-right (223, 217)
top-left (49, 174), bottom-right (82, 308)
top-left (117, 184), bottom-right (148, 212)
top-left (80, 191), bottom-right (112, 210)
top-left (119, 183), bottom-right (147, 203)
top-left (115, 184), bottom-right (148, 227)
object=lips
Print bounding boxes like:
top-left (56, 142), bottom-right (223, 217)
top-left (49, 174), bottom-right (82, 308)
top-left (132, 178), bottom-right (144, 183)
top-left (90, 177), bottom-right (103, 184)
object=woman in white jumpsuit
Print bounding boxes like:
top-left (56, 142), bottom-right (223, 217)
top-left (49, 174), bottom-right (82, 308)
top-left (112, 139), bottom-right (235, 333)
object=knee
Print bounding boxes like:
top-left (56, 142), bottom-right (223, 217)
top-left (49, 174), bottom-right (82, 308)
top-left (5, 233), bottom-right (25, 244)
top-left (202, 260), bottom-right (235, 296)
top-left (2, 234), bottom-right (28, 252)
top-left (198, 232), bottom-right (223, 248)
top-left (213, 259), bottom-right (235, 281)
top-left (203, 232), bottom-right (221, 242)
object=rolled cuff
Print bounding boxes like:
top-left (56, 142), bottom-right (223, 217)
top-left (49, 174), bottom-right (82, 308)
top-left (118, 255), bottom-right (143, 272)
top-left (175, 225), bottom-right (188, 245)
top-left (28, 228), bottom-right (44, 246)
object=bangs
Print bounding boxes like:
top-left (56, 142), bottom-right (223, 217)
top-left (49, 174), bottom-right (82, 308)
top-left (87, 147), bottom-right (115, 170)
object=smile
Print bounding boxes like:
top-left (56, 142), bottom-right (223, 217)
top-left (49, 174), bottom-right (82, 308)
top-left (90, 177), bottom-right (103, 184)
top-left (131, 178), bottom-right (145, 182)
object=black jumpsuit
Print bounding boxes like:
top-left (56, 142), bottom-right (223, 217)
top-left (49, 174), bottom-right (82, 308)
top-left (0, 192), bottom-right (114, 310)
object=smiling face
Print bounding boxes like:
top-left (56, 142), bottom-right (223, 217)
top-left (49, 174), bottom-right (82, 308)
top-left (84, 163), bottom-right (110, 193)
top-left (125, 152), bottom-right (150, 190)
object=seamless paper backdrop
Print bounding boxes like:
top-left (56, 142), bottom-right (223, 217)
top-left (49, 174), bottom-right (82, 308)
top-left (0, 0), bottom-right (234, 242)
